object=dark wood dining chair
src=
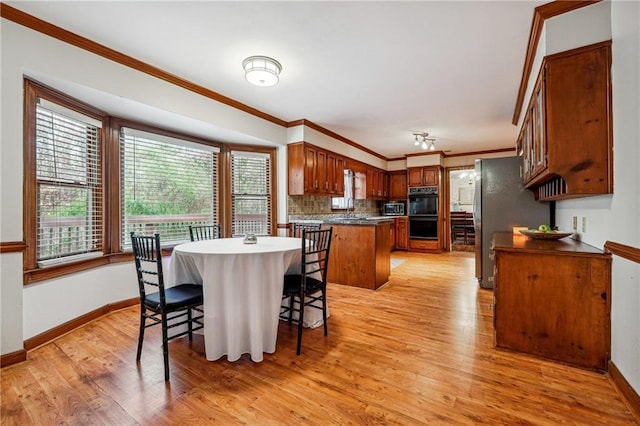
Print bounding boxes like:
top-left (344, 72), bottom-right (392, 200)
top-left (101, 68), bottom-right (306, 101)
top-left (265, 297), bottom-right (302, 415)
top-left (450, 211), bottom-right (468, 244)
top-left (280, 227), bottom-right (333, 355)
top-left (130, 232), bottom-right (204, 381)
top-left (290, 222), bottom-right (322, 238)
top-left (463, 212), bottom-right (475, 244)
top-left (189, 224), bottom-right (221, 241)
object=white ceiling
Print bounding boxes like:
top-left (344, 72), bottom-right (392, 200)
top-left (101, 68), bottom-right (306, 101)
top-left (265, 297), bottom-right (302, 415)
top-left (6, 1), bottom-right (547, 159)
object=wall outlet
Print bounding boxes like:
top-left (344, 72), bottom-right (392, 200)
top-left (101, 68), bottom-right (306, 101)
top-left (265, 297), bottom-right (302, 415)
top-left (582, 217), bottom-right (587, 233)
top-left (572, 216), bottom-right (578, 231)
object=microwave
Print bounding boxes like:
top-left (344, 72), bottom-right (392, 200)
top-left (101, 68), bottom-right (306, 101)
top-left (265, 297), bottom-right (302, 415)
top-left (383, 202), bottom-right (405, 216)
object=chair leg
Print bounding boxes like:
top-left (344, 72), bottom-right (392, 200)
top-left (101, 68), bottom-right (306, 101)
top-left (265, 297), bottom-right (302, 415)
top-left (288, 294), bottom-right (294, 324)
top-left (161, 313), bottom-right (170, 381)
top-left (321, 290), bottom-right (328, 336)
top-left (136, 308), bottom-right (146, 362)
top-left (188, 308), bottom-right (193, 342)
top-left (296, 293), bottom-right (304, 355)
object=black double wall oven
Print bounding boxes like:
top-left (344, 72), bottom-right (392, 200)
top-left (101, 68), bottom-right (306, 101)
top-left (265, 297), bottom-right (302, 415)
top-left (408, 186), bottom-right (438, 240)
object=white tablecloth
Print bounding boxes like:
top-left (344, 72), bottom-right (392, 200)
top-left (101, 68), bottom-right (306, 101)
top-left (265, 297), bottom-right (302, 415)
top-left (167, 236), bottom-right (326, 362)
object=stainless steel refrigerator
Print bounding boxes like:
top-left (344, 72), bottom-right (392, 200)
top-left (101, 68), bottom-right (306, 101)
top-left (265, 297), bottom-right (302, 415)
top-left (474, 157), bottom-right (552, 289)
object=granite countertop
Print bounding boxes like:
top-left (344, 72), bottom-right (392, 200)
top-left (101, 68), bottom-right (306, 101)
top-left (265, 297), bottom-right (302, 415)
top-left (323, 216), bottom-right (395, 225)
top-left (290, 216), bottom-right (400, 226)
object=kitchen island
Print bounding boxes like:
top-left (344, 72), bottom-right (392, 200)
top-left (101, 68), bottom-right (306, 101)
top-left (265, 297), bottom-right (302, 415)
top-left (323, 218), bottom-right (392, 290)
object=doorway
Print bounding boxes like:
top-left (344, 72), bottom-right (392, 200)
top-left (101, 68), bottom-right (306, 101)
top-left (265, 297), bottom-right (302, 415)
top-left (446, 167), bottom-right (476, 252)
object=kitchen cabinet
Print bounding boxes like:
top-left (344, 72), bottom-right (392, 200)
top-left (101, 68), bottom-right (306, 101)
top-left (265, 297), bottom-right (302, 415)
top-left (388, 171), bottom-right (407, 200)
top-left (354, 171), bottom-right (367, 200)
top-left (516, 41), bottom-right (612, 201)
top-left (324, 152), bottom-right (346, 195)
top-left (366, 167), bottom-right (387, 200)
top-left (493, 232), bottom-right (611, 372)
top-left (519, 76), bottom-right (546, 183)
top-left (408, 166), bottom-right (439, 187)
top-left (408, 239), bottom-right (439, 252)
top-left (315, 149), bottom-right (327, 193)
top-left (288, 142), bottom-right (345, 196)
top-left (394, 216), bottom-right (408, 250)
top-left (334, 156), bottom-right (346, 195)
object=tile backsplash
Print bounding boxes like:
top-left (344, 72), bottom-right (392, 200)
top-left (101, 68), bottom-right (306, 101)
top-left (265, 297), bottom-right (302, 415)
top-left (288, 195), bottom-right (380, 220)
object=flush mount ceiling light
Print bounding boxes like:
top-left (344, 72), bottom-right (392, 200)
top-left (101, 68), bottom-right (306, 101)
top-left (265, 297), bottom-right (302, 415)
top-left (412, 132), bottom-right (437, 151)
top-left (242, 55), bottom-right (282, 87)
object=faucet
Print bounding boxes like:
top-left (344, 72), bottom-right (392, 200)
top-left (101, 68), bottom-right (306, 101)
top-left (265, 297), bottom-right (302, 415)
top-left (345, 197), bottom-right (354, 217)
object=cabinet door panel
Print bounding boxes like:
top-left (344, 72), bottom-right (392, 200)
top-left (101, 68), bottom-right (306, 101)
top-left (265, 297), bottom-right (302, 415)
top-left (423, 168), bottom-right (437, 186)
top-left (316, 150), bottom-right (328, 193)
top-left (395, 217), bottom-right (408, 250)
top-left (304, 147), bottom-right (317, 192)
top-left (389, 172), bottom-right (407, 200)
top-left (335, 157), bottom-right (345, 195)
top-left (327, 152), bottom-right (337, 194)
top-left (408, 168), bottom-right (423, 187)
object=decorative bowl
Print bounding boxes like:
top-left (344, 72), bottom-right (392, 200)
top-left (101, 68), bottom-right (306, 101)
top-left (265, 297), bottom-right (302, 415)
top-left (519, 229), bottom-right (573, 240)
top-left (243, 233), bottom-right (258, 244)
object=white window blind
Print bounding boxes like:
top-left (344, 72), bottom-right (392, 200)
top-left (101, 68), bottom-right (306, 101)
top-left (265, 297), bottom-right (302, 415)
top-left (120, 127), bottom-right (218, 247)
top-left (35, 101), bottom-right (102, 264)
top-left (230, 151), bottom-right (272, 236)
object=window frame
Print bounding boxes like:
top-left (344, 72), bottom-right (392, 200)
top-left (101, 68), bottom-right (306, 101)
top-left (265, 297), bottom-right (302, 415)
top-left (23, 79), bottom-right (109, 283)
top-left (114, 119), bottom-right (222, 249)
top-left (222, 144), bottom-right (277, 238)
top-left (23, 79), bottom-right (276, 284)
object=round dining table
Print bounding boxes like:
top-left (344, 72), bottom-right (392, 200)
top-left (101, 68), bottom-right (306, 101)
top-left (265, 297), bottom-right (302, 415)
top-left (167, 236), bottom-right (321, 362)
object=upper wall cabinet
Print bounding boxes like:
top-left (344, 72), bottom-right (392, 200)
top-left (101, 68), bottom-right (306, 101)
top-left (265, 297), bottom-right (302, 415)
top-left (288, 142), bottom-right (345, 196)
top-left (389, 170), bottom-right (408, 200)
top-left (366, 167), bottom-right (388, 200)
top-left (407, 166), bottom-right (440, 187)
top-left (517, 41), bottom-right (613, 201)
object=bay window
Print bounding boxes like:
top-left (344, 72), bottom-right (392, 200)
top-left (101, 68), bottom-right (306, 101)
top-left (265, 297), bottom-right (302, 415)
top-left (24, 78), bottom-right (276, 283)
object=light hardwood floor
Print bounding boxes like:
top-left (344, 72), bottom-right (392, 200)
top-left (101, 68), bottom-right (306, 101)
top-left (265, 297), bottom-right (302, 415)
top-left (2, 251), bottom-right (637, 425)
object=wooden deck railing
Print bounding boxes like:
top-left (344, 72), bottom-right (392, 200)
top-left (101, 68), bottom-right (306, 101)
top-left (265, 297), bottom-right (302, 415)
top-left (39, 214), bottom-right (269, 258)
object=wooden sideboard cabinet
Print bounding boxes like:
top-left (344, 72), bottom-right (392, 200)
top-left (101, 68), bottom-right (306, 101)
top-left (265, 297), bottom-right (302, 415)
top-left (492, 232), bottom-right (611, 372)
top-left (516, 41), bottom-right (612, 201)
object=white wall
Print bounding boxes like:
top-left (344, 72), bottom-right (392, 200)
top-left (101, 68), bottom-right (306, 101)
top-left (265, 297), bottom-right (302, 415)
top-left (22, 263), bottom-right (138, 338)
top-left (443, 151), bottom-right (514, 169)
top-left (276, 144), bottom-right (289, 236)
top-left (406, 154), bottom-right (443, 168)
top-left (545, 1), bottom-right (612, 56)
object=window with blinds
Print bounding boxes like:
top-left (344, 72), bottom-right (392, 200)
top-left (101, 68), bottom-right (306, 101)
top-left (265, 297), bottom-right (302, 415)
top-left (230, 151), bottom-right (272, 236)
top-left (120, 128), bottom-right (219, 247)
top-left (35, 100), bottom-right (103, 265)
